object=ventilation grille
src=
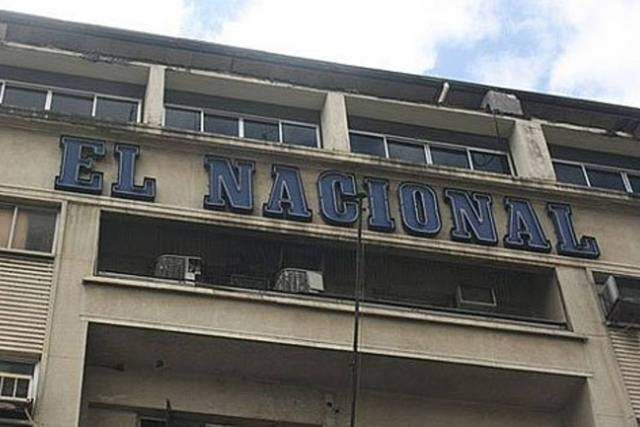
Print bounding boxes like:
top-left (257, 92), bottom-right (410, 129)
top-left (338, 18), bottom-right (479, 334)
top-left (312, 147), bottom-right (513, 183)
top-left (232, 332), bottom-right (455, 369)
top-left (609, 327), bottom-right (640, 418)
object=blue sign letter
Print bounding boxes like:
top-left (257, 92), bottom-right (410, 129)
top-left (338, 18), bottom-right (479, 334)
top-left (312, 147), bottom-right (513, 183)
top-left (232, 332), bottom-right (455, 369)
top-left (365, 178), bottom-right (395, 232)
top-left (318, 171), bottom-right (358, 226)
top-left (54, 136), bottom-right (105, 194)
top-left (203, 156), bottom-right (255, 213)
top-left (263, 165), bottom-right (312, 222)
top-left (398, 182), bottom-right (441, 237)
top-left (444, 188), bottom-right (497, 245)
top-left (547, 202), bottom-right (600, 259)
top-left (111, 144), bottom-right (156, 201)
top-left (504, 197), bottom-right (551, 252)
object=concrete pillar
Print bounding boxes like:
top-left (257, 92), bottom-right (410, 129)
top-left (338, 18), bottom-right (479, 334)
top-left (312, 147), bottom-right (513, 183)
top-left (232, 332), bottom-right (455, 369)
top-left (321, 92), bottom-right (350, 152)
top-left (509, 120), bottom-right (556, 181)
top-left (143, 65), bottom-right (166, 126)
top-left (35, 204), bottom-right (101, 427)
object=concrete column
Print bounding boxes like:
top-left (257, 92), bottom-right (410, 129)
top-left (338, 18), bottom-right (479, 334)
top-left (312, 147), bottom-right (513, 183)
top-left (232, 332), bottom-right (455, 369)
top-left (143, 65), bottom-right (166, 126)
top-left (36, 204), bottom-right (101, 427)
top-left (321, 92), bottom-right (350, 152)
top-left (555, 267), bottom-right (637, 426)
top-left (509, 120), bottom-right (556, 181)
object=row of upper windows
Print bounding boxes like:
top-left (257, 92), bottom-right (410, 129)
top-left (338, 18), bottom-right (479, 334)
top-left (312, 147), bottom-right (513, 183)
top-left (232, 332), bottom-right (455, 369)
top-left (0, 203), bottom-right (57, 254)
top-left (553, 160), bottom-right (640, 194)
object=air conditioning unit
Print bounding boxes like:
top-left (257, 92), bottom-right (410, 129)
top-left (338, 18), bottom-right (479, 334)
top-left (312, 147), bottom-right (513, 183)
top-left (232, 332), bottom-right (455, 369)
top-left (0, 372), bottom-right (32, 404)
top-left (456, 284), bottom-right (497, 312)
top-left (481, 90), bottom-right (524, 117)
top-left (601, 275), bottom-right (640, 324)
top-left (274, 269), bottom-right (324, 294)
top-left (154, 255), bottom-right (202, 282)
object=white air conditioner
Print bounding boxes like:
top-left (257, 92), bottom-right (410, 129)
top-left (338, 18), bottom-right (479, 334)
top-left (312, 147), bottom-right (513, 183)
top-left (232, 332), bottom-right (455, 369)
top-left (601, 275), bottom-right (640, 324)
top-left (456, 284), bottom-right (497, 312)
top-left (274, 269), bottom-right (324, 294)
top-left (0, 372), bottom-right (32, 404)
top-left (154, 255), bottom-right (202, 282)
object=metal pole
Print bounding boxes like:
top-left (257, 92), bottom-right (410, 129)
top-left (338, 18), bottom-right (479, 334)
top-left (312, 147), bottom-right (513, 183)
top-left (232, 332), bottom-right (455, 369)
top-left (349, 193), bottom-right (366, 427)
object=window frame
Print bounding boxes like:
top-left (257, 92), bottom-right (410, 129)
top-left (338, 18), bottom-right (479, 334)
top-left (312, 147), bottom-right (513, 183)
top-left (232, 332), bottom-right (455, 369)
top-left (348, 130), bottom-right (514, 175)
top-left (552, 159), bottom-right (638, 194)
top-left (0, 79), bottom-right (142, 123)
top-left (0, 360), bottom-right (38, 403)
top-left (163, 103), bottom-right (322, 148)
top-left (0, 203), bottom-right (58, 257)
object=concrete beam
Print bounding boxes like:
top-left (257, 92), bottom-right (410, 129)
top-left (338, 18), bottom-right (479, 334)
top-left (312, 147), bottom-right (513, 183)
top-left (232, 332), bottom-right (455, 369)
top-left (143, 65), bottom-right (166, 126)
top-left (509, 120), bottom-right (556, 181)
top-left (321, 92), bottom-right (350, 152)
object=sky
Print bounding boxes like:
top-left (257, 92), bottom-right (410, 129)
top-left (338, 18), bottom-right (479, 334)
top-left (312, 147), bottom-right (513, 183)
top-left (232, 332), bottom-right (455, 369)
top-left (0, 0), bottom-right (639, 107)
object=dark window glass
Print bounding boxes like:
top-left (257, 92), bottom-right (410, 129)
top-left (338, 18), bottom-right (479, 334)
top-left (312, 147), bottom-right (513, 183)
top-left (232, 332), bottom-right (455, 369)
top-left (586, 168), bottom-right (626, 191)
top-left (282, 123), bottom-right (317, 147)
top-left (349, 132), bottom-right (385, 157)
top-left (1, 377), bottom-right (15, 397)
top-left (14, 379), bottom-right (29, 398)
top-left (387, 140), bottom-right (426, 164)
top-left (629, 175), bottom-right (640, 193)
top-left (204, 114), bottom-right (239, 137)
top-left (95, 97), bottom-right (138, 122)
top-left (12, 209), bottom-right (56, 253)
top-left (50, 93), bottom-right (93, 116)
top-left (165, 107), bottom-right (200, 131)
top-left (430, 146), bottom-right (469, 169)
top-left (244, 119), bottom-right (279, 142)
top-left (2, 86), bottom-right (47, 110)
top-left (0, 362), bottom-right (33, 375)
top-left (554, 162), bottom-right (587, 186)
top-left (0, 205), bottom-right (12, 248)
top-left (471, 151), bottom-right (510, 174)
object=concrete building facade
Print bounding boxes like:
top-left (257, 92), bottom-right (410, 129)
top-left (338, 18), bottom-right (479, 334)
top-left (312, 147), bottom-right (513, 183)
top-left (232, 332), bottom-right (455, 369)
top-left (0, 11), bottom-right (638, 427)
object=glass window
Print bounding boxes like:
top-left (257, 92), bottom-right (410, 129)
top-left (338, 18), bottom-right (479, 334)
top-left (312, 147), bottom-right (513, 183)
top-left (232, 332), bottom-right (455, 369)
top-left (14, 378), bottom-right (29, 398)
top-left (554, 162), bottom-right (587, 186)
top-left (95, 97), bottom-right (138, 122)
top-left (204, 114), bottom-right (239, 137)
top-left (387, 140), bottom-right (426, 164)
top-left (471, 151), bottom-right (510, 174)
top-left (349, 132), bottom-right (386, 157)
top-left (12, 208), bottom-right (56, 253)
top-left (1, 377), bottom-right (15, 397)
top-left (430, 146), bottom-right (469, 169)
top-left (629, 174), bottom-right (640, 193)
top-left (165, 107), bottom-right (200, 131)
top-left (282, 123), bottom-right (318, 147)
top-left (244, 119), bottom-right (279, 142)
top-left (2, 85), bottom-right (47, 110)
top-left (51, 93), bottom-right (93, 116)
top-left (586, 167), bottom-right (626, 191)
top-left (0, 205), bottom-right (13, 248)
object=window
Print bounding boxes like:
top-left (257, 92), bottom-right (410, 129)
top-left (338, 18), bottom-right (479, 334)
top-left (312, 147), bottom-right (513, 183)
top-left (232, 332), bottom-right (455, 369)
top-left (244, 119), bottom-right (279, 142)
top-left (50, 93), bottom-right (93, 116)
top-left (95, 97), bottom-right (138, 122)
top-left (629, 174), bottom-right (640, 193)
top-left (1, 85), bottom-right (47, 110)
top-left (387, 140), bottom-right (426, 164)
top-left (553, 162), bottom-right (587, 186)
top-left (0, 361), bottom-right (34, 401)
top-left (431, 146), bottom-right (469, 169)
top-left (204, 114), bottom-right (239, 137)
top-left (470, 151), bottom-right (510, 174)
top-left (0, 204), bottom-right (56, 254)
top-left (165, 107), bottom-right (201, 131)
top-left (585, 167), bottom-right (627, 192)
top-left (349, 132), bottom-right (386, 157)
top-left (281, 122), bottom-right (318, 147)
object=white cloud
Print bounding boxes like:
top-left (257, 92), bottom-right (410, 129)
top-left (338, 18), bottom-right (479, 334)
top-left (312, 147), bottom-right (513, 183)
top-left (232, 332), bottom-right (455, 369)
top-left (212, 0), bottom-right (499, 74)
top-left (0, 0), bottom-right (190, 36)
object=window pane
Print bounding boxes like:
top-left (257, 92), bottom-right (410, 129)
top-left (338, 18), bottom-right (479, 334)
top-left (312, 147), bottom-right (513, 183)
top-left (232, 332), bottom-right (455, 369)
top-left (471, 151), bottom-right (510, 174)
top-left (0, 206), bottom-right (13, 248)
top-left (1, 377), bottom-right (15, 397)
top-left (95, 97), bottom-right (138, 122)
top-left (430, 146), bottom-right (469, 169)
top-left (282, 123), bottom-right (317, 147)
top-left (387, 140), bottom-right (426, 164)
top-left (349, 132), bottom-right (386, 157)
top-left (244, 119), bottom-right (279, 142)
top-left (554, 162), bottom-right (587, 186)
top-left (204, 114), bottom-right (239, 137)
top-left (165, 107), bottom-right (200, 131)
top-left (629, 174), bottom-right (640, 193)
top-left (51, 93), bottom-right (93, 116)
top-left (0, 361), bottom-right (33, 375)
top-left (2, 85), bottom-right (47, 110)
top-left (586, 168), bottom-right (626, 191)
top-left (12, 208), bottom-right (56, 252)
top-left (15, 379), bottom-right (29, 398)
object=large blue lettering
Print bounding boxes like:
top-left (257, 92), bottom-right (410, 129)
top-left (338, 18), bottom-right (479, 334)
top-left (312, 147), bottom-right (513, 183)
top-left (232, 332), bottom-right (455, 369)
top-left (203, 156), bottom-right (255, 213)
top-left (365, 177), bottom-right (395, 232)
top-left (504, 197), bottom-right (551, 253)
top-left (111, 144), bottom-right (156, 202)
top-left (444, 189), bottom-right (497, 245)
top-left (54, 136), bottom-right (105, 194)
top-left (547, 202), bottom-right (600, 259)
top-left (263, 165), bottom-right (312, 222)
top-left (398, 182), bottom-right (441, 237)
top-left (318, 171), bottom-right (358, 226)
